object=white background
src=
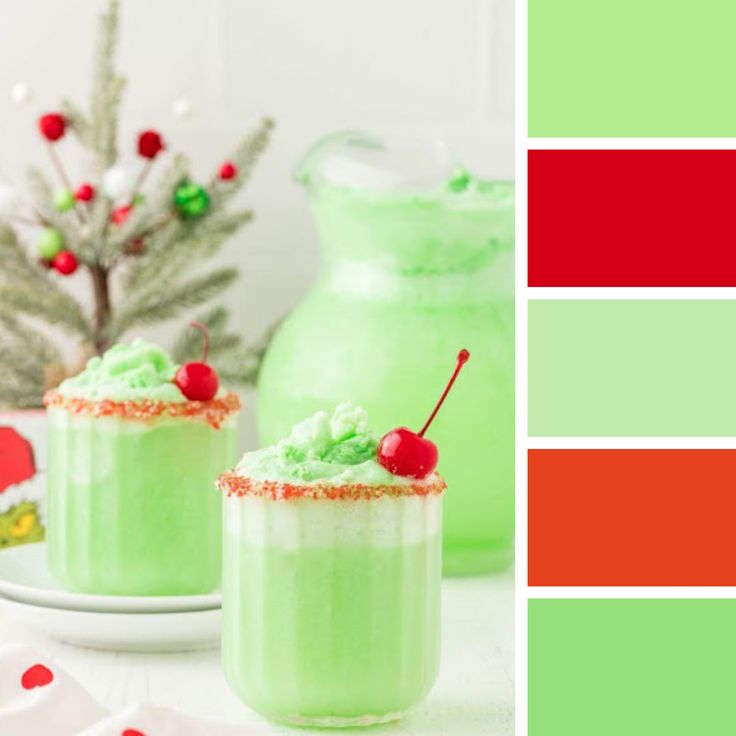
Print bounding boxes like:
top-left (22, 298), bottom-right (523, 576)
top-left (0, 0), bottom-right (514, 350)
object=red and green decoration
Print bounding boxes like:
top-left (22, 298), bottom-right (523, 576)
top-left (39, 125), bottom-right (227, 266)
top-left (0, 0), bottom-right (274, 409)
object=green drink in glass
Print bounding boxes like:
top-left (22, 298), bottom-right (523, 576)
top-left (257, 132), bottom-right (514, 575)
top-left (45, 339), bottom-right (239, 595)
top-left (218, 402), bottom-right (445, 727)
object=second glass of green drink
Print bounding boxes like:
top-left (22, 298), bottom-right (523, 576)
top-left (217, 402), bottom-right (446, 727)
top-left (45, 338), bottom-right (239, 595)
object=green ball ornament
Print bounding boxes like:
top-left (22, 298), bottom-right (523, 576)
top-left (54, 189), bottom-right (76, 212)
top-left (174, 183), bottom-right (209, 218)
top-left (37, 228), bottom-right (64, 259)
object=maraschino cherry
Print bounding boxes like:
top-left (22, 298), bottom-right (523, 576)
top-left (377, 349), bottom-right (470, 479)
top-left (174, 321), bottom-right (219, 401)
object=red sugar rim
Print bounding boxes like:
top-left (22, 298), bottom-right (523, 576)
top-left (44, 390), bottom-right (240, 430)
top-left (215, 471), bottom-right (446, 501)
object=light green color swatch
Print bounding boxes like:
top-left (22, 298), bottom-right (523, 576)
top-left (529, 0), bottom-right (736, 136)
top-left (529, 300), bottom-right (736, 436)
top-left (529, 599), bottom-right (736, 735)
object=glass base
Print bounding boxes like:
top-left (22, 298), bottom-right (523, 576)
top-left (443, 545), bottom-right (514, 577)
top-left (282, 711), bottom-right (405, 728)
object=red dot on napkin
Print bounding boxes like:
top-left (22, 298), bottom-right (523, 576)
top-left (21, 664), bottom-right (54, 690)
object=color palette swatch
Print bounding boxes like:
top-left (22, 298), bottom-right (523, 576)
top-left (525, 4), bottom-right (736, 729)
top-left (529, 0), bottom-right (736, 136)
top-left (529, 600), bottom-right (736, 735)
top-left (528, 300), bottom-right (736, 437)
top-left (529, 450), bottom-right (736, 586)
top-left (528, 150), bottom-right (736, 286)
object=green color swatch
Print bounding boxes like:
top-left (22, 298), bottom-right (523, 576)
top-left (529, 599), bottom-right (736, 735)
top-left (529, 300), bottom-right (736, 436)
top-left (529, 0), bottom-right (736, 136)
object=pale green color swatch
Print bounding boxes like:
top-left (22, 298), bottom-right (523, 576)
top-left (529, 0), bottom-right (736, 136)
top-left (529, 300), bottom-right (736, 436)
top-left (529, 600), bottom-right (736, 735)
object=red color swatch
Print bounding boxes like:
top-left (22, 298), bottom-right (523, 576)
top-left (529, 449), bottom-right (736, 585)
top-left (528, 150), bottom-right (736, 286)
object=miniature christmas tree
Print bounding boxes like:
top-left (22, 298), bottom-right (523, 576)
top-left (0, 0), bottom-right (273, 408)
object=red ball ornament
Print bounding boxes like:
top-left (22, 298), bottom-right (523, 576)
top-left (377, 349), bottom-right (470, 479)
top-left (111, 204), bottom-right (133, 225)
top-left (137, 129), bottom-right (165, 159)
top-left (218, 161), bottom-right (238, 180)
top-left (51, 250), bottom-right (78, 275)
top-left (75, 183), bottom-right (95, 202)
top-left (174, 321), bottom-right (220, 401)
top-left (38, 113), bottom-right (66, 142)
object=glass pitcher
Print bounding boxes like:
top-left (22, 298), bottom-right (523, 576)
top-left (257, 132), bottom-right (514, 575)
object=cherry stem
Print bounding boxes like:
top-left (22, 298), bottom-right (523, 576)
top-left (418, 349), bottom-right (470, 437)
top-left (190, 320), bottom-right (210, 363)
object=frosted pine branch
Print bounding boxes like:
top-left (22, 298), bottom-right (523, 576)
top-left (60, 99), bottom-right (93, 148)
top-left (0, 221), bottom-right (93, 339)
top-left (208, 118), bottom-right (274, 210)
top-left (0, 311), bottom-right (61, 366)
top-left (26, 168), bottom-right (93, 261)
top-left (90, 0), bottom-right (125, 171)
top-left (107, 267), bottom-right (238, 340)
top-left (102, 153), bottom-right (190, 265)
top-left (0, 284), bottom-right (94, 340)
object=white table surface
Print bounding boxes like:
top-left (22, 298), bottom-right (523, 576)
top-left (0, 574), bottom-right (514, 736)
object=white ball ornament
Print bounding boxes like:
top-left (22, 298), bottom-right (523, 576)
top-left (0, 185), bottom-right (20, 218)
top-left (10, 82), bottom-right (32, 104)
top-left (173, 97), bottom-right (193, 118)
top-left (102, 165), bottom-right (131, 199)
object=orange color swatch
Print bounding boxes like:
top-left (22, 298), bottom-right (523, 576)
top-left (529, 449), bottom-right (736, 585)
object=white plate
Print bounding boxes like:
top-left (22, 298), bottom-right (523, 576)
top-left (0, 543), bottom-right (221, 614)
top-left (0, 595), bottom-right (221, 652)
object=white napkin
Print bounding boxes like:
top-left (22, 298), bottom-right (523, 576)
top-left (0, 644), bottom-right (264, 735)
top-left (78, 703), bottom-right (259, 735)
top-left (0, 643), bottom-right (107, 735)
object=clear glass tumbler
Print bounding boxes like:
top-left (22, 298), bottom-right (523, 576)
top-left (46, 395), bottom-right (238, 595)
top-left (219, 474), bottom-right (444, 727)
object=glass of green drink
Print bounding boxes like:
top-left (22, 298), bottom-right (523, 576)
top-left (217, 402), bottom-right (446, 727)
top-left (45, 338), bottom-right (239, 595)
